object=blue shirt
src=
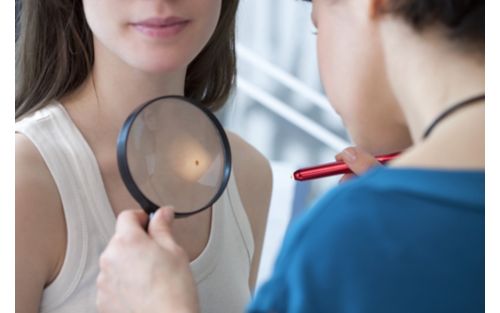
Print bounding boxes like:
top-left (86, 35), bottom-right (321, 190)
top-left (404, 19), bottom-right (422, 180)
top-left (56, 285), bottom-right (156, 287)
top-left (248, 167), bottom-right (485, 313)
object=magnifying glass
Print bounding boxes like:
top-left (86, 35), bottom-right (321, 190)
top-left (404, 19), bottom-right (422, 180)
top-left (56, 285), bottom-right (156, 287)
top-left (117, 95), bottom-right (231, 218)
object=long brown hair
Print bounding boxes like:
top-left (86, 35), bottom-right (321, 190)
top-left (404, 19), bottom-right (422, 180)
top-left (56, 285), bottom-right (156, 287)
top-left (15, 0), bottom-right (239, 119)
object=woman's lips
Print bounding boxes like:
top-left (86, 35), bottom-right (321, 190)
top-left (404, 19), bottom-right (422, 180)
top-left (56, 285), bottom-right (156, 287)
top-left (131, 17), bottom-right (190, 39)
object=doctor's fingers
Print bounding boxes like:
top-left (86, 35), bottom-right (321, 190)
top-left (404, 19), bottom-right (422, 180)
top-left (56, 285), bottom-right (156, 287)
top-left (335, 147), bottom-right (381, 176)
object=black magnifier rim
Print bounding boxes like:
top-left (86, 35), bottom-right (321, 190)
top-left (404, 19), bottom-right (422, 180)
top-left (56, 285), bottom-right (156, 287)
top-left (117, 95), bottom-right (232, 218)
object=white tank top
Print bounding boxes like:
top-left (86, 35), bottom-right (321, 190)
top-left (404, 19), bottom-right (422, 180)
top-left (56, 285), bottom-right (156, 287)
top-left (16, 102), bottom-right (254, 313)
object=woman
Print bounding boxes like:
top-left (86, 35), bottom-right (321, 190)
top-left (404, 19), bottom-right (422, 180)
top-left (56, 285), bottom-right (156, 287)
top-left (96, 0), bottom-right (485, 312)
top-left (15, 1), bottom-right (272, 312)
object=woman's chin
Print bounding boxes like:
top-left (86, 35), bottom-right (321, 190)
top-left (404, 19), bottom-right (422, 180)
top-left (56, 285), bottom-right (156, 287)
top-left (129, 60), bottom-right (187, 75)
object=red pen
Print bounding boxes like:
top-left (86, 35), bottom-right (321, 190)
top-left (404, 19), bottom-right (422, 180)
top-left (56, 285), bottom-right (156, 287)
top-left (293, 152), bottom-right (401, 181)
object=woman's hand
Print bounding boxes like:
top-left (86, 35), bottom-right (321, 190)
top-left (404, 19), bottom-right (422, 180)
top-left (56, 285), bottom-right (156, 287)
top-left (96, 207), bottom-right (199, 313)
top-left (335, 147), bottom-right (381, 183)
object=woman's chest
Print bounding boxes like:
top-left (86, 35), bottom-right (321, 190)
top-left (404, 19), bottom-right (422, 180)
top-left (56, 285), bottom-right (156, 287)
top-left (98, 154), bottom-right (212, 262)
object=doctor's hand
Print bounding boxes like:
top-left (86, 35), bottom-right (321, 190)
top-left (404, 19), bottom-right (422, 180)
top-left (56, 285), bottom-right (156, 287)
top-left (96, 207), bottom-right (199, 313)
top-left (335, 147), bottom-right (381, 183)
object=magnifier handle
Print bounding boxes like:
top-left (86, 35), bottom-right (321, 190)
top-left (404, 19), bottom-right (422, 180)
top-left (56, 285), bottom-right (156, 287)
top-left (144, 212), bottom-right (155, 229)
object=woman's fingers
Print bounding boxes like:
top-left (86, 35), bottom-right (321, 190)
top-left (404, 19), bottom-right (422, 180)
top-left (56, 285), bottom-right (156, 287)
top-left (115, 209), bottom-right (149, 236)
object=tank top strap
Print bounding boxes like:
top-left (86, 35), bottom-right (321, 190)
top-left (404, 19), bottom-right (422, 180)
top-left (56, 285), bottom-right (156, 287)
top-left (15, 101), bottom-right (116, 311)
top-left (226, 170), bottom-right (255, 262)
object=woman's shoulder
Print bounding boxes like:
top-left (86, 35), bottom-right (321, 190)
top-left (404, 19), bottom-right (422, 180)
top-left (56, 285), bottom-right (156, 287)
top-left (225, 131), bottom-right (273, 289)
top-left (226, 131), bottom-right (273, 213)
top-left (16, 133), bottom-right (66, 287)
top-left (15, 102), bottom-right (66, 225)
top-left (16, 133), bottom-right (60, 203)
top-left (16, 101), bottom-right (60, 124)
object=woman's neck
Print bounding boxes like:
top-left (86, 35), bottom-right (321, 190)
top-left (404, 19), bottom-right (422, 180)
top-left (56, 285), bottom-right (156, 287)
top-left (59, 38), bottom-right (189, 162)
top-left (65, 38), bottom-right (187, 131)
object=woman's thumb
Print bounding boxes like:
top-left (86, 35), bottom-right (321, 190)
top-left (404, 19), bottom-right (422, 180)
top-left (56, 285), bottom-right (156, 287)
top-left (148, 207), bottom-right (177, 251)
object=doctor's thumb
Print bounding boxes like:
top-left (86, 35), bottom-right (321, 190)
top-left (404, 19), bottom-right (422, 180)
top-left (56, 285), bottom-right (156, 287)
top-left (336, 147), bottom-right (382, 176)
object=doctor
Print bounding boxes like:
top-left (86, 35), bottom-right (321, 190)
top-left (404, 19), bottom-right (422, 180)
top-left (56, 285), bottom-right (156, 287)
top-left (96, 0), bottom-right (485, 312)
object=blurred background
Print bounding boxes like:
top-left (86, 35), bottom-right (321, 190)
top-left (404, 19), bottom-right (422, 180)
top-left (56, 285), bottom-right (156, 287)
top-left (221, 0), bottom-right (352, 288)
top-left (222, 0), bottom-right (351, 205)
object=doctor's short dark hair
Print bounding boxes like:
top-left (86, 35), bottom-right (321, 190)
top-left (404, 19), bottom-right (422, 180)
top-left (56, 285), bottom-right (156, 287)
top-left (303, 0), bottom-right (484, 50)
top-left (381, 0), bottom-right (484, 50)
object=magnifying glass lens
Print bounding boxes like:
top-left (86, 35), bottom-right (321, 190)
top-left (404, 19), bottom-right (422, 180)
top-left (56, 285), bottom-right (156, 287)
top-left (118, 96), bottom-right (231, 216)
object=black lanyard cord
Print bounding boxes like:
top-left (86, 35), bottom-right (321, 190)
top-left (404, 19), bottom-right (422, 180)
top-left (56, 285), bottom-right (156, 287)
top-left (422, 94), bottom-right (485, 139)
